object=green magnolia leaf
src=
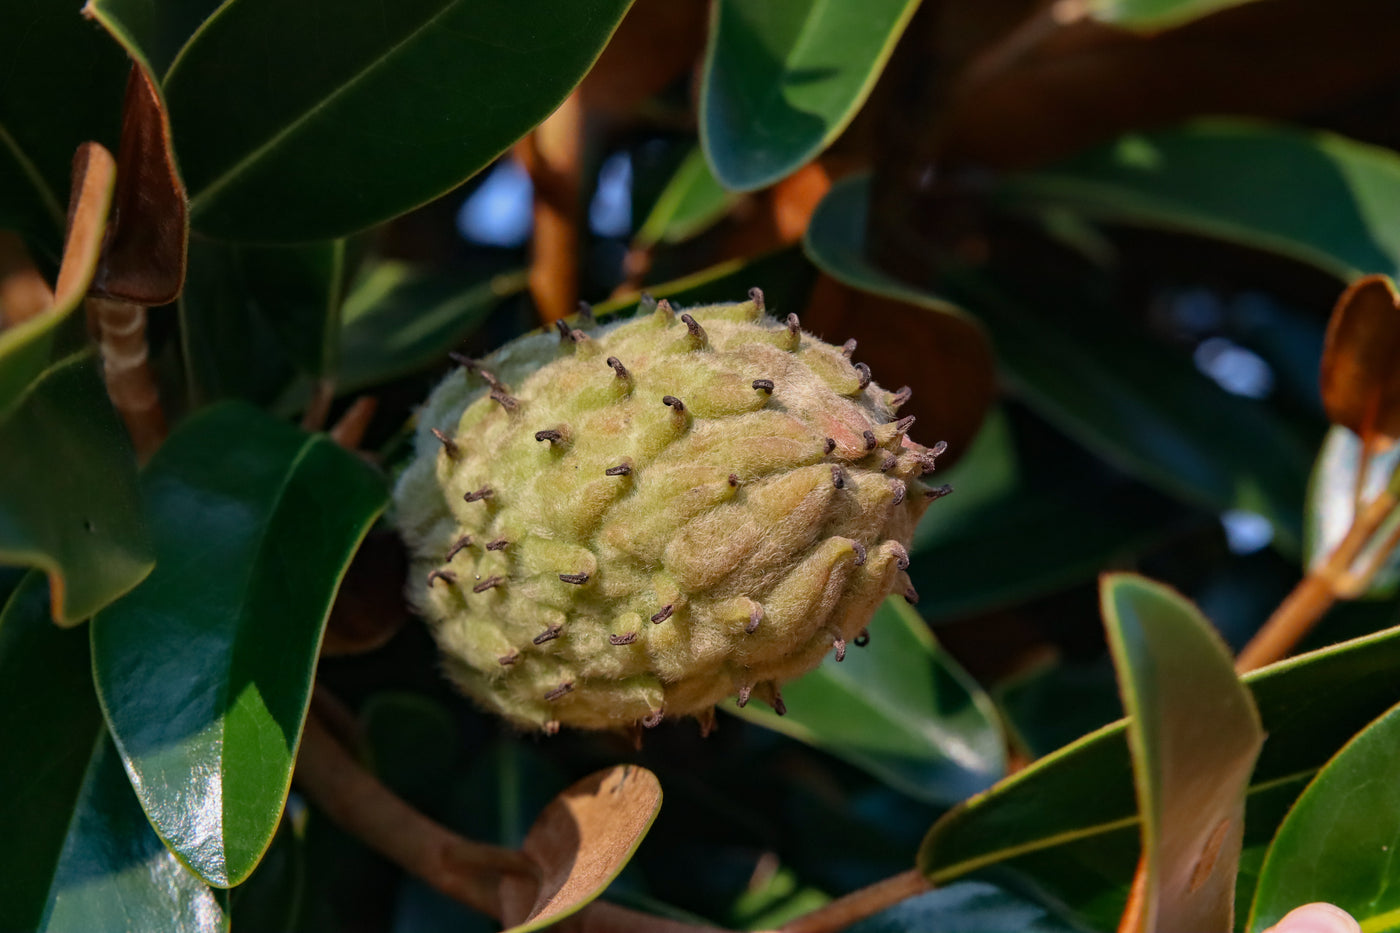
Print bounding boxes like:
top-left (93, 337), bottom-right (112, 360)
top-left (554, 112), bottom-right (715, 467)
top-left (727, 863), bottom-right (829, 930)
top-left (1247, 700), bottom-right (1400, 931)
top-left (336, 262), bottom-right (525, 392)
top-left (909, 407), bottom-right (1188, 622)
top-left (807, 175), bottom-right (1311, 553)
top-left (846, 880), bottom-right (1083, 933)
top-left (593, 246), bottom-right (818, 322)
top-left (181, 238), bottom-right (375, 407)
top-left (0, 0), bottom-right (126, 253)
top-left (130, 0), bottom-right (633, 241)
top-left (633, 147), bottom-right (738, 249)
top-left (1101, 574), bottom-right (1263, 932)
top-left (0, 354), bottom-right (152, 624)
top-left (1000, 121), bottom-right (1400, 282)
top-left (1085, 0), bottom-right (1268, 31)
top-left (1306, 425), bottom-right (1400, 598)
top-left (995, 656), bottom-right (1122, 761)
top-left (728, 597), bottom-right (1006, 806)
top-left (84, 0), bottom-right (225, 80)
top-left (917, 615), bottom-right (1400, 925)
top-left (91, 403), bottom-right (388, 887)
top-left (0, 574), bottom-right (226, 932)
top-left (239, 240), bottom-right (352, 378)
top-left (700, 0), bottom-right (919, 191)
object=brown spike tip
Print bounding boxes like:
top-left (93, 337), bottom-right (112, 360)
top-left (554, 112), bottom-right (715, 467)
top-left (472, 575), bottom-right (506, 593)
top-left (853, 362), bottom-right (872, 390)
top-left (430, 428), bottom-right (460, 458)
top-left (427, 569), bottom-right (457, 587)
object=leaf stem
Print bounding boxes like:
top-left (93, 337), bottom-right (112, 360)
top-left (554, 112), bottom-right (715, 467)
top-left (294, 691), bottom-right (740, 933)
top-left (1236, 476), bottom-right (1400, 672)
top-left (517, 90), bottom-right (582, 325)
top-left (779, 869), bottom-right (932, 933)
top-left (88, 296), bottom-right (167, 462)
top-left (293, 704), bottom-right (534, 917)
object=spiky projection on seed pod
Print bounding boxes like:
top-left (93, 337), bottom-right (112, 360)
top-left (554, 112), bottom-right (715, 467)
top-left (393, 293), bottom-right (945, 732)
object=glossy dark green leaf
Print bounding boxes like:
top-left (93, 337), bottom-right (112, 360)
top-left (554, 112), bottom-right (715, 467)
top-left (1247, 701), bottom-right (1400, 931)
top-left (179, 239), bottom-right (347, 407)
top-left (91, 403), bottom-right (388, 887)
top-left (0, 0), bottom-right (126, 254)
top-left (728, 598), bottom-right (1006, 806)
top-left (1306, 425), bottom-right (1400, 597)
top-left (1085, 0), bottom-right (1267, 31)
top-left (917, 612), bottom-right (1400, 923)
top-left (239, 240), bottom-right (352, 377)
top-left (846, 880), bottom-right (1082, 933)
top-left (0, 354), bottom-right (152, 624)
top-left (909, 407), bottom-right (1189, 622)
top-left (84, 0), bottom-right (224, 80)
top-left (1101, 574), bottom-right (1263, 932)
top-left (700, 0), bottom-right (919, 191)
top-left (127, 0), bottom-right (633, 241)
top-left (229, 813), bottom-right (304, 933)
top-left (633, 147), bottom-right (738, 248)
top-left (807, 175), bottom-right (1311, 554)
top-left (0, 574), bottom-right (226, 932)
top-left (1000, 121), bottom-right (1400, 281)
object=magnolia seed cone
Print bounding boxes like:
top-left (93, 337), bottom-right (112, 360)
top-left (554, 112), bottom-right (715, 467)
top-left (393, 293), bottom-right (946, 732)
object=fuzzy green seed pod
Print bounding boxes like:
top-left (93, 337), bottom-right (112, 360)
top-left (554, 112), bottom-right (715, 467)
top-left (393, 293), bottom-right (942, 732)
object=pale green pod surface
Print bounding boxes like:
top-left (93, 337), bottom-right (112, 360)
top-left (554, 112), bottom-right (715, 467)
top-left (392, 295), bottom-right (942, 732)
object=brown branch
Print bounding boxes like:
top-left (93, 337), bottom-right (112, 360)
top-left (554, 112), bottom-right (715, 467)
top-left (295, 693), bottom-right (754, 933)
top-left (294, 705), bottom-right (535, 918)
top-left (779, 869), bottom-right (932, 933)
top-left (518, 91), bottom-right (583, 325)
top-left (301, 377), bottom-right (337, 433)
top-left (88, 296), bottom-right (167, 462)
top-left (328, 395), bottom-right (377, 450)
top-left (1236, 481), bottom-right (1400, 672)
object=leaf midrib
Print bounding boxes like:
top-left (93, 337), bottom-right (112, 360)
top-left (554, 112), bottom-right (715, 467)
top-left (181, 0), bottom-right (464, 215)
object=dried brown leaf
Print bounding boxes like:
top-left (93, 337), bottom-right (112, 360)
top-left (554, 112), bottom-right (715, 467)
top-left (94, 65), bottom-right (187, 305)
top-left (499, 765), bottom-right (663, 933)
top-left (1320, 274), bottom-right (1400, 447)
top-left (0, 232), bottom-right (53, 326)
top-left (53, 142), bottom-right (117, 308)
